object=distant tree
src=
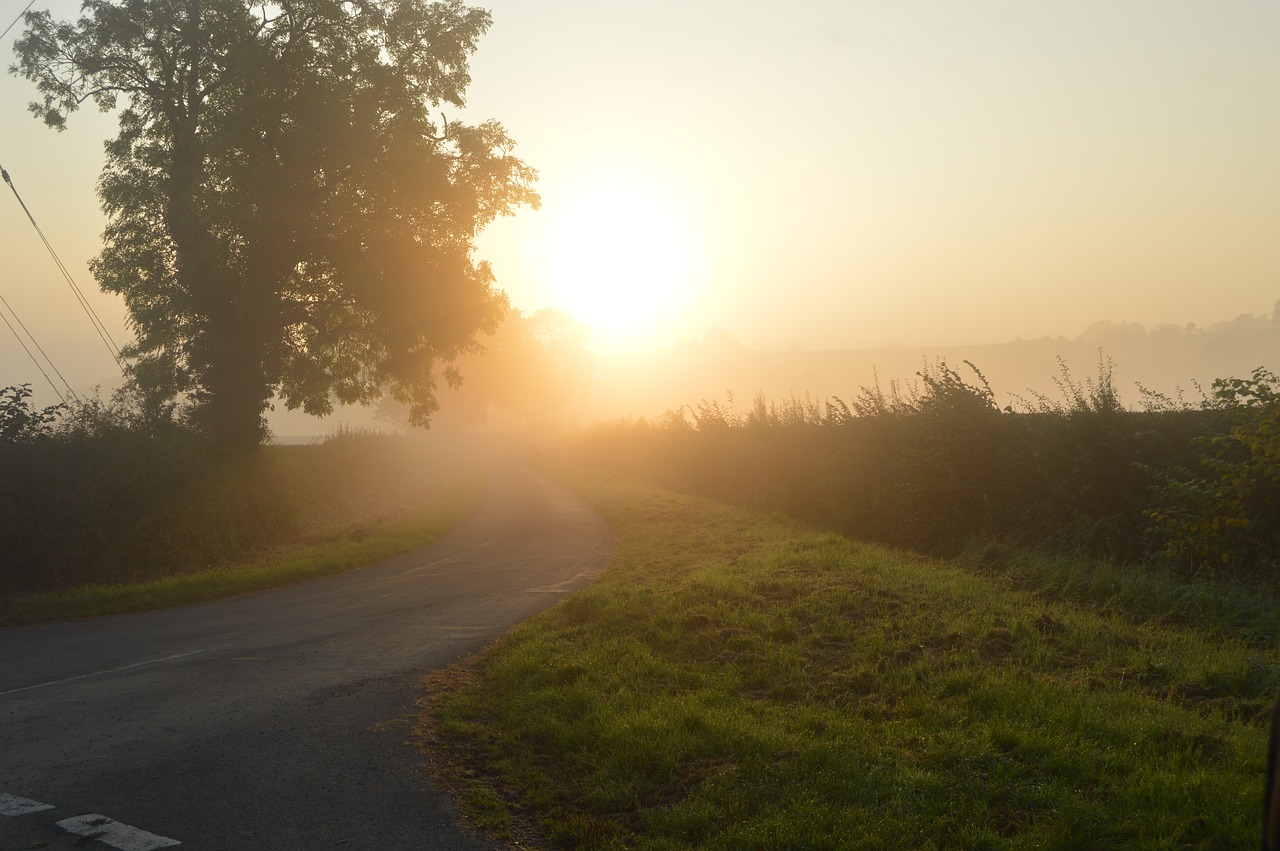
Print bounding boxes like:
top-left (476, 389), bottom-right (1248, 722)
top-left (378, 308), bottom-right (593, 429)
top-left (478, 308), bottom-right (593, 427)
top-left (12, 0), bottom-right (538, 448)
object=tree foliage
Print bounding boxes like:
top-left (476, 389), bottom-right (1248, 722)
top-left (12, 0), bottom-right (537, 446)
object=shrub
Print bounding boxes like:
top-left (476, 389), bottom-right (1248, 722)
top-left (1147, 368), bottom-right (1280, 572)
top-left (0, 384), bottom-right (64, 443)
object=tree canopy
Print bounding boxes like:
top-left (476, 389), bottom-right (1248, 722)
top-left (12, 0), bottom-right (538, 446)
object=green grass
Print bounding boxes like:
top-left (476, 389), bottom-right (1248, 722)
top-left (954, 540), bottom-right (1280, 647)
top-left (419, 470), bottom-right (1279, 849)
top-left (0, 478), bottom-right (481, 627)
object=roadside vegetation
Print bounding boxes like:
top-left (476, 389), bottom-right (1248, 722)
top-left (420, 471), bottom-right (1278, 849)
top-left (0, 385), bottom-right (485, 623)
top-left (420, 360), bottom-right (1279, 847)
top-left (573, 359), bottom-right (1280, 577)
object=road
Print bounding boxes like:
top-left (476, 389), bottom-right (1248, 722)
top-left (0, 465), bottom-right (613, 850)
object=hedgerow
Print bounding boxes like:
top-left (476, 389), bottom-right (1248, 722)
top-left (573, 358), bottom-right (1275, 574)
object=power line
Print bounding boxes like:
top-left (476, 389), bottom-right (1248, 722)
top-left (0, 289), bottom-right (77, 399)
top-left (1, 162), bottom-right (125, 372)
top-left (0, 0), bottom-right (34, 42)
top-left (0, 297), bottom-right (69, 403)
top-left (2, 163), bottom-right (124, 365)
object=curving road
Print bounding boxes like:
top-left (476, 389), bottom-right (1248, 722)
top-left (0, 464), bottom-right (613, 850)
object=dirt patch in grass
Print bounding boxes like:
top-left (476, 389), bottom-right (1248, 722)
top-left (416, 665), bottom-right (552, 849)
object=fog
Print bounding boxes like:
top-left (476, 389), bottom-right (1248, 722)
top-left (264, 305), bottom-right (1278, 438)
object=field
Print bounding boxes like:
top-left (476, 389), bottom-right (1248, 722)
top-left (419, 470), bottom-right (1279, 849)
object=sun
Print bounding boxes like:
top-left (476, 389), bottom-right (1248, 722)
top-left (546, 182), bottom-right (691, 347)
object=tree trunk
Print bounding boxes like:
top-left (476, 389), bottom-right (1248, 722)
top-left (158, 0), bottom-right (271, 450)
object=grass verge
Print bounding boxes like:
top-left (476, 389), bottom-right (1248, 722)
top-left (418, 470), bottom-right (1279, 850)
top-left (953, 540), bottom-right (1280, 648)
top-left (0, 477), bottom-right (482, 627)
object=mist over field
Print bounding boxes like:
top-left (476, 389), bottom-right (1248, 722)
top-left (590, 308), bottom-right (1280, 420)
top-left (266, 305), bottom-right (1280, 436)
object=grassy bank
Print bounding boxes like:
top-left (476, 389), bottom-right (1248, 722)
top-left (0, 477), bottom-right (479, 627)
top-left (419, 471), bottom-right (1278, 849)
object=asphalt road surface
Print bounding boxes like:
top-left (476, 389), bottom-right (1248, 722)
top-left (0, 464), bottom-right (613, 850)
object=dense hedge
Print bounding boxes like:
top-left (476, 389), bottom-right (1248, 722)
top-left (0, 388), bottom-right (294, 593)
top-left (572, 362), bottom-right (1278, 575)
top-left (0, 386), bottom-right (436, 595)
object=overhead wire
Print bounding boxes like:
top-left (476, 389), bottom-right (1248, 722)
top-left (0, 295), bottom-right (70, 403)
top-left (0, 289), bottom-right (77, 398)
top-left (0, 0), bottom-right (35, 42)
top-left (3, 8), bottom-right (118, 402)
top-left (1, 163), bottom-right (126, 372)
top-left (0, 2), bottom-right (72, 401)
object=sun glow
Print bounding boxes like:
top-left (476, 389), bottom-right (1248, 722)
top-left (546, 183), bottom-right (691, 348)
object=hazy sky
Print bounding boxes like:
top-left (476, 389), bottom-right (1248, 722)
top-left (2, 0), bottom-right (1277, 398)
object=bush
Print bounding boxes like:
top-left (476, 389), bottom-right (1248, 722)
top-left (1147, 368), bottom-right (1280, 572)
top-left (0, 384), bottom-right (64, 443)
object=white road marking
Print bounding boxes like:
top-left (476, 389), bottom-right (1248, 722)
top-left (0, 650), bottom-right (208, 697)
top-left (0, 792), bottom-right (55, 815)
top-left (57, 814), bottom-right (180, 850)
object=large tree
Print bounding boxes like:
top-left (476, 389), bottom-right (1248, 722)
top-left (12, 0), bottom-right (537, 447)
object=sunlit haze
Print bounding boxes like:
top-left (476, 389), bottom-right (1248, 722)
top-left (2, 0), bottom-right (1277, 422)
top-left (546, 181), bottom-right (693, 350)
